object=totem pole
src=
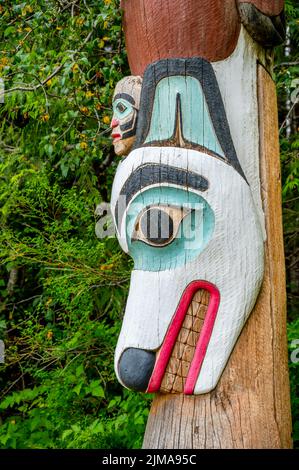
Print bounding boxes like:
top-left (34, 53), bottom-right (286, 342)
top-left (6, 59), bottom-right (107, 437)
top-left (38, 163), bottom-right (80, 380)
top-left (109, 0), bottom-right (292, 448)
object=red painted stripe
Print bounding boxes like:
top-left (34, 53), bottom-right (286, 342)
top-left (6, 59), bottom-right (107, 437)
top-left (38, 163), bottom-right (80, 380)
top-left (147, 280), bottom-right (220, 394)
top-left (184, 283), bottom-right (220, 394)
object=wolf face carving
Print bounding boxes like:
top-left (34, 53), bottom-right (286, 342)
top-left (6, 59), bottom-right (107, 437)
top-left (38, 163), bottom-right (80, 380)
top-left (110, 57), bottom-right (265, 395)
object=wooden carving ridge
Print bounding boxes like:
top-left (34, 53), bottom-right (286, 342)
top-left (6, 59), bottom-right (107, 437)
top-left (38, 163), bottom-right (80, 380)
top-left (172, 94), bottom-right (185, 149)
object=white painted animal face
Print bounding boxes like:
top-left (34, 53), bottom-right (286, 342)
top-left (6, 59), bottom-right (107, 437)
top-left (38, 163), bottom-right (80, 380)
top-left (110, 57), bottom-right (264, 394)
top-left (111, 147), bottom-right (264, 394)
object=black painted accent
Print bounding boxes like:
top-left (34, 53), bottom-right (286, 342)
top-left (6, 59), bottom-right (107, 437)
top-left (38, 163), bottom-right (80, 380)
top-left (118, 348), bottom-right (156, 392)
top-left (173, 93), bottom-right (184, 146)
top-left (140, 208), bottom-right (174, 245)
top-left (120, 112), bottom-right (137, 134)
top-left (114, 163), bottom-right (209, 229)
top-left (118, 112), bottom-right (138, 140)
top-left (132, 57), bottom-right (247, 181)
top-left (238, 4), bottom-right (286, 47)
top-left (120, 118), bottom-right (135, 132)
top-left (113, 92), bottom-right (136, 105)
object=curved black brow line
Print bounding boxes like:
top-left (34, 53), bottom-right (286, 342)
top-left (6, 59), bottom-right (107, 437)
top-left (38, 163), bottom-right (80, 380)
top-left (114, 163), bottom-right (209, 229)
top-left (113, 93), bottom-right (136, 105)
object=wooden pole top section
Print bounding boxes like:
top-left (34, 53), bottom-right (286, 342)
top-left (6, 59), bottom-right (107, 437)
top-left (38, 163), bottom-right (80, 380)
top-left (120, 0), bottom-right (284, 76)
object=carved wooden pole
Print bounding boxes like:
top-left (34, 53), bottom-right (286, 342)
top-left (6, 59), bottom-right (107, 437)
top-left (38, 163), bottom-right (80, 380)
top-left (109, 1), bottom-right (292, 448)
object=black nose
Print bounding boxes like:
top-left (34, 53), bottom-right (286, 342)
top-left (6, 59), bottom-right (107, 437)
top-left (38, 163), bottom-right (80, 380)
top-left (118, 348), bottom-right (156, 392)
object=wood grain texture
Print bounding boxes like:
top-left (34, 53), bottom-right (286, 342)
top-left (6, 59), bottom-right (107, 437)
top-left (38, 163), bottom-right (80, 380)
top-left (142, 65), bottom-right (292, 449)
top-left (122, 0), bottom-right (240, 76)
top-left (238, 0), bottom-right (284, 16)
top-left (160, 290), bottom-right (210, 394)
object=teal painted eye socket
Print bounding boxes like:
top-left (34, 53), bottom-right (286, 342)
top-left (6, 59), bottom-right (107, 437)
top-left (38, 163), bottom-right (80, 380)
top-left (113, 99), bottom-right (133, 120)
top-left (126, 187), bottom-right (215, 272)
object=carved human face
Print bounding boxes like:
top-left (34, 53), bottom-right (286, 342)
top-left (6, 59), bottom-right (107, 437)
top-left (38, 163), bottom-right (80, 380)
top-left (111, 76), bottom-right (142, 157)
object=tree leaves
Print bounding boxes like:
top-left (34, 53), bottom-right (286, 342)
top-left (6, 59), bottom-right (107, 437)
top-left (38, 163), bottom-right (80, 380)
top-left (0, 0), bottom-right (147, 450)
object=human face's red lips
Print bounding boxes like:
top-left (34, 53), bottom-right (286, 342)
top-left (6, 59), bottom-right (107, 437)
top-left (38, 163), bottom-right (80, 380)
top-left (112, 132), bottom-right (121, 142)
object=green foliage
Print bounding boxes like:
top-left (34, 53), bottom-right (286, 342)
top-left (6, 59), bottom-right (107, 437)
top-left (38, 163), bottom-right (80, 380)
top-left (0, 0), bottom-right (149, 449)
top-left (288, 319), bottom-right (299, 444)
top-left (276, 2), bottom-right (299, 449)
top-left (276, 2), bottom-right (299, 448)
top-left (0, 0), bottom-right (298, 450)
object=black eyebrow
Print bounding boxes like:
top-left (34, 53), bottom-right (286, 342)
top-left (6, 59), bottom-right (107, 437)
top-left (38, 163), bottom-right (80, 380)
top-left (113, 93), bottom-right (136, 105)
top-left (114, 163), bottom-right (209, 229)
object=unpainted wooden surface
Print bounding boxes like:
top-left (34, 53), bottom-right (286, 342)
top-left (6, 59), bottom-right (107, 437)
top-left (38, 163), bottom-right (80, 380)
top-left (142, 65), bottom-right (292, 449)
top-left (160, 290), bottom-right (210, 394)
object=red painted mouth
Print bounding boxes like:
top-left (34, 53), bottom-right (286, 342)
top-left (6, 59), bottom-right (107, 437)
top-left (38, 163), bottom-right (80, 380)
top-left (112, 133), bottom-right (121, 142)
top-left (147, 280), bottom-right (220, 395)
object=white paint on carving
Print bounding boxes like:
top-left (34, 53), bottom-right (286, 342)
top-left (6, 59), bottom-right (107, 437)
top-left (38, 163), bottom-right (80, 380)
top-left (212, 26), bottom-right (266, 240)
top-left (112, 147), bottom-right (264, 394)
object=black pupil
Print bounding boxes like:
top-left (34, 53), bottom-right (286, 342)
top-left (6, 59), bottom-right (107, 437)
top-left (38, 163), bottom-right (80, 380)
top-left (117, 103), bottom-right (126, 113)
top-left (140, 208), bottom-right (174, 245)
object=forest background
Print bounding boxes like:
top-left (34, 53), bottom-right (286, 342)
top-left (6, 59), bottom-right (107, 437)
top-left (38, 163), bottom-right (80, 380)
top-left (0, 0), bottom-right (298, 449)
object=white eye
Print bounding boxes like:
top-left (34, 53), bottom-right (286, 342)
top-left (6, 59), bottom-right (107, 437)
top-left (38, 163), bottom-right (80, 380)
top-left (132, 205), bottom-right (191, 247)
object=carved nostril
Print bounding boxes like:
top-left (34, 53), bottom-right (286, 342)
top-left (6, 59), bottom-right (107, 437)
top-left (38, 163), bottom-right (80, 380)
top-left (111, 118), bottom-right (119, 129)
top-left (118, 348), bottom-right (156, 392)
